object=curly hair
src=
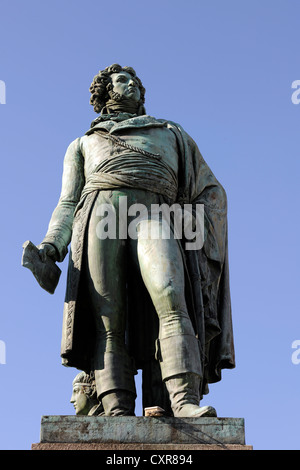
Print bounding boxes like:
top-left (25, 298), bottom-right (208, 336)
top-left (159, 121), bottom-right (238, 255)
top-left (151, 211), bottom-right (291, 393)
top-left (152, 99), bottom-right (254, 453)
top-left (89, 63), bottom-right (146, 114)
top-left (73, 371), bottom-right (97, 399)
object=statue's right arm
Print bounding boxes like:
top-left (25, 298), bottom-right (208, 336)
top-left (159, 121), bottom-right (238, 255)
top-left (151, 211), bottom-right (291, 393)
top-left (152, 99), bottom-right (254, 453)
top-left (39, 138), bottom-right (85, 262)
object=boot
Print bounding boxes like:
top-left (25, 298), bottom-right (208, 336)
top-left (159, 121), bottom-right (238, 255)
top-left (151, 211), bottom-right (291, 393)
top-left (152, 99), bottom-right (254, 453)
top-left (165, 373), bottom-right (217, 418)
top-left (94, 350), bottom-right (137, 416)
top-left (101, 390), bottom-right (136, 416)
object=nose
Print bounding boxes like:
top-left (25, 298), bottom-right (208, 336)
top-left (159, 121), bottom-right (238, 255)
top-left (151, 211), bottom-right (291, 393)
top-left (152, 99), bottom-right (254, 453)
top-left (128, 79), bottom-right (136, 87)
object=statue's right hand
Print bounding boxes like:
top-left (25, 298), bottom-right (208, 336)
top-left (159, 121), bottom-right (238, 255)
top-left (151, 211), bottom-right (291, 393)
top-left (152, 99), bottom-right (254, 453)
top-left (38, 243), bottom-right (58, 263)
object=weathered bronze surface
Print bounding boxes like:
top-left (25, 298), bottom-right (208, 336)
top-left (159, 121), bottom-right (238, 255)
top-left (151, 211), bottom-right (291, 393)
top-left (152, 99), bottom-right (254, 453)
top-left (22, 240), bottom-right (61, 294)
top-left (23, 64), bottom-right (235, 417)
top-left (70, 372), bottom-right (104, 416)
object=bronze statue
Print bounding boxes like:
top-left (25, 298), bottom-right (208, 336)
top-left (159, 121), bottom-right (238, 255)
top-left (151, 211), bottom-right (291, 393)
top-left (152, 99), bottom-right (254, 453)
top-left (24, 64), bottom-right (235, 417)
top-left (70, 371), bottom-right (104, 416)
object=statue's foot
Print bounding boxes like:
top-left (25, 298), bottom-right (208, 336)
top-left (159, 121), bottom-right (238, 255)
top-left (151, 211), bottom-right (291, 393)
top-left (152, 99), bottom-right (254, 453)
top-left (101, 390), bottom-right (136, 416)
top-left (174, 404), bottom-right (217, 418)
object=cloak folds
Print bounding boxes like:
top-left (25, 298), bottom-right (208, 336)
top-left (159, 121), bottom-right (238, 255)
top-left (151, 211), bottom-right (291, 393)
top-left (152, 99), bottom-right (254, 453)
top-left (49, 117), bottom-right (235, 397)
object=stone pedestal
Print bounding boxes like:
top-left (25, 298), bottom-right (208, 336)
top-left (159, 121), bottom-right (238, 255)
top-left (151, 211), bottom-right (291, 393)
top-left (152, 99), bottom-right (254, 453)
top-left (32, 416), bottom-right (252, 451)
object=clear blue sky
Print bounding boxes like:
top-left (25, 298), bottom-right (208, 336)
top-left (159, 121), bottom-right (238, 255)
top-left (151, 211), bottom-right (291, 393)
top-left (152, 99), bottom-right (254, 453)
top-left (0, 0), bottom-right (299, 450)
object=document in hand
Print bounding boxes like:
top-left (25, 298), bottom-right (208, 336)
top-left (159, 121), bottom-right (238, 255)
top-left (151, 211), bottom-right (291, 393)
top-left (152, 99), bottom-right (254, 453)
top-left (22, 240), bottom-right (61, 294)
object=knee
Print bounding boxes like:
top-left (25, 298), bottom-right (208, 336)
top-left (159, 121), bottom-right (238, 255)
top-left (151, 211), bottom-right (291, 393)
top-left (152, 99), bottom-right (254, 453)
top-left (154, 280), bottom-right (186, 312)
top-left (160, 282), bottom-right (178, 299)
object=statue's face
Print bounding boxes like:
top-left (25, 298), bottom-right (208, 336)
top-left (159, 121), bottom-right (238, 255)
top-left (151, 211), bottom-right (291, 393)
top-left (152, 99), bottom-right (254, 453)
top-left (110, 71), bottom-right (141, 102)
top-left (70, 383), bottom-right (90, 415)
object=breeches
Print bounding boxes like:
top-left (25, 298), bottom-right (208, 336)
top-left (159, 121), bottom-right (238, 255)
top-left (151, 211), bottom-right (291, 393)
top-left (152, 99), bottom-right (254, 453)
top-left (83, 189), bottom-right (201, 396)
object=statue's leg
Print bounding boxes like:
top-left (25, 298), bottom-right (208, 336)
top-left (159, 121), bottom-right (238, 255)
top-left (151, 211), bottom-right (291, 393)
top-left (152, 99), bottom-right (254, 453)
top-left (135, 218), bottom-right (216, 417)
top-left (83, 191), bottom-right (136, 416)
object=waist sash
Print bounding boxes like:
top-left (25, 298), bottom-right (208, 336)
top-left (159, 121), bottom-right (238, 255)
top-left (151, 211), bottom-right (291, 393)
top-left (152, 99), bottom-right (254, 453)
top-left (76, 153), bottom-right (178, 215)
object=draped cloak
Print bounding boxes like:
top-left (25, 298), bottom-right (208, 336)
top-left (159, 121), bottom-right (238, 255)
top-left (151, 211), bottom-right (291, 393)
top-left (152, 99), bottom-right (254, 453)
top-left (42, 114), bottom-right (235, 399)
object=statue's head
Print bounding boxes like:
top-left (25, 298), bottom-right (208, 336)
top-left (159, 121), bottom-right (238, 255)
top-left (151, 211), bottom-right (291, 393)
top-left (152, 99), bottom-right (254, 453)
top-left (70, 371), bottom-right (99, 415)
top-left (89, 64), bottom-right (146, 115)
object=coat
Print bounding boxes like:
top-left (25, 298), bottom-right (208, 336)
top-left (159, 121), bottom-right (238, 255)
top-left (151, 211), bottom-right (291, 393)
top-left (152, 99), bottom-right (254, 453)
top-left (42, 114), bottom-right (235, 398)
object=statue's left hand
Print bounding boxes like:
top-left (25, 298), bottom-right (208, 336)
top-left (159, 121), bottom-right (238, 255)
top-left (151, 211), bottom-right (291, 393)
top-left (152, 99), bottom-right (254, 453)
top-left (38, 243), bottom-right (58, 263)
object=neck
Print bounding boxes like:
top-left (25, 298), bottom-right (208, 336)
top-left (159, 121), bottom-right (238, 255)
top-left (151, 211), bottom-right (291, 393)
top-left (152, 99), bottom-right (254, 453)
top-left (105, 98), bottom-right (140, 115)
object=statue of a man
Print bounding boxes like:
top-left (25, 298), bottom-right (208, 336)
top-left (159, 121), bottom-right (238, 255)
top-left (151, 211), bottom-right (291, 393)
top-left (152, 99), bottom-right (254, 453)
top-left (37, 64), bottom-right (235, 417)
